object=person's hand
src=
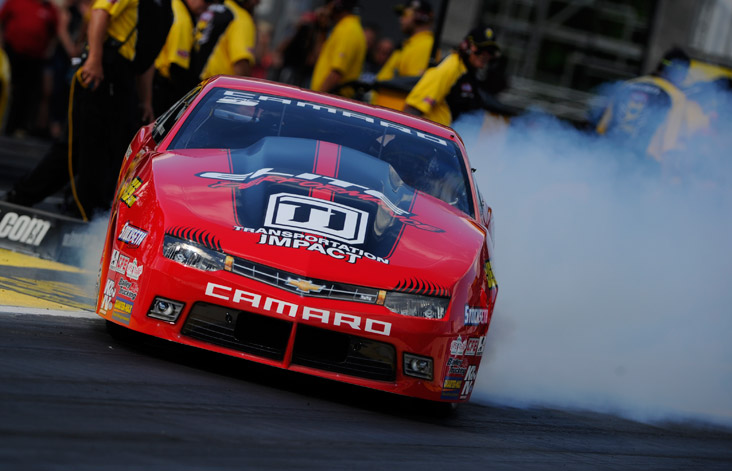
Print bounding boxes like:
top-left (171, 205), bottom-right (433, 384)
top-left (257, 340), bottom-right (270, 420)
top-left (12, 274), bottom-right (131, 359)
top-left (81, 57), bottom-right (104, 90)
top-left (139, 101), bottom-right (155, 124)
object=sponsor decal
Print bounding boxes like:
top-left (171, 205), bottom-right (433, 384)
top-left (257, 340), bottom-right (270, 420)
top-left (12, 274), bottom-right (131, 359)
top-left (476, 336), bottom-right (486, 356)
top-left (464, 305), bottom-right (490, 326)
top-left (447, 357), bottom-right (465, 367)
top-left (118, 222), bottom-right (148, 248)
top-left (265, 193), bottom-right (368, 244)
top-left (216, 90), bottom-right (448, 146)
top-left (460, 365), bottom-right (477, 399)
top-left (100, 279), bottom-right (116, 313)
top-left (197, 169), bottom-right (443, 233)
top-left (485, 260), bottom-right (497, 290)
top-left (117, 278), bottom-right (138, 301)
top-left (450, 336), bottom-right (466, 356)
top-left (112, 298), bottom-right (133, 324)
top-left (236, 227), bottom-right (389, 265)
top-left (110, 249), bottom-right (130, 275)
top-left (449, 365), bottom-right (468, 376)
top-left (119, 177), bottom-right (143, 207)
top-left (0, 211), bottom-right (51, 246)
top-left (126, 258), bottom-right (143, 280)
top-left (465, 337), bottom-right (479, 356)
top-left (441, 375), bottom-right (463, 400)
top-left (204, 282), bottom-right (392, 336)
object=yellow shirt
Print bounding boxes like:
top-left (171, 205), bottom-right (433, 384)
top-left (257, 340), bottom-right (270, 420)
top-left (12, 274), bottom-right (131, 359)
top-left (404, 52), bottom-right (466, 126)
top-left (310, 14), bottom-right (366, 97)
top-left (92, 0), bottom-right (138, 61)
top-left (200, 0), bottom-right (256, 79)
top-left (376, 30), bottom-right (434, 81)
top-left (597, 75), bottom-right (709, 162)
top-left (154, 0), bottom-right (194, 78)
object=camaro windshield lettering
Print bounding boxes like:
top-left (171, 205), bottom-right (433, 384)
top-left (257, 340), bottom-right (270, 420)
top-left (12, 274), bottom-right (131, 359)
top-left (217, 91), bottom-right (447, 146)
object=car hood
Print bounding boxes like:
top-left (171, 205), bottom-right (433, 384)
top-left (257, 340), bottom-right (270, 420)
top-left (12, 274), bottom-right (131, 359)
top-left (152, 137), bottom-right (484, 290)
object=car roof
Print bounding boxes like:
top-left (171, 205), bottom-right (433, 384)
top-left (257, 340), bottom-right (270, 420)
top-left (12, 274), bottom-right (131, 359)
top-left (201, 75), bottom-right (465, 145)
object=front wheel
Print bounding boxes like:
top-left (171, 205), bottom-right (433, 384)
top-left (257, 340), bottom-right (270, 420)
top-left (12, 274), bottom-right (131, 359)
top-left (105, 320), bottom-right (144, 345)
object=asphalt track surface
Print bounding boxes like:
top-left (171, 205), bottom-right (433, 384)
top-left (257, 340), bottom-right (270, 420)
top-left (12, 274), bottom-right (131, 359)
top-left (0, 250), bottom-right (731, 470)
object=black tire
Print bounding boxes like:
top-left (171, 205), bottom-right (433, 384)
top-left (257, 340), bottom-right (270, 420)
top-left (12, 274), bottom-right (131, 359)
top-left (105, 320), bottom-right (145, 344)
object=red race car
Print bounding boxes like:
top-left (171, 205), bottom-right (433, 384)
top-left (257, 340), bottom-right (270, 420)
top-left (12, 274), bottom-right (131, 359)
top-left (97, 76), bottom-right (498, 403)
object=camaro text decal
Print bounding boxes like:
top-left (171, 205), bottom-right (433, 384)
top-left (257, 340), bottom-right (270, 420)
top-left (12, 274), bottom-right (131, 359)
top-left (216, 90), bottom-right (448, 146)
top-left (204, 282), bottom-right (392, 336)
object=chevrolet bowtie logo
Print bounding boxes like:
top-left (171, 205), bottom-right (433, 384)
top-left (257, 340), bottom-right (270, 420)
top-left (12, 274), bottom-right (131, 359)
top-left (285, 278), bottom-right (325, 294)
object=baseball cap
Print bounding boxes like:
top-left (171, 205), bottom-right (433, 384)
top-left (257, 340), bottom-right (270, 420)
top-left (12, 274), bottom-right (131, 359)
top-left (465, 25), bottom-right (500, 53)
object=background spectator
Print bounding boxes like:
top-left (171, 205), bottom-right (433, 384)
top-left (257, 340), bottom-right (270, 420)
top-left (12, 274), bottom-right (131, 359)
top-left (0, 0), bottom-right (59, 138)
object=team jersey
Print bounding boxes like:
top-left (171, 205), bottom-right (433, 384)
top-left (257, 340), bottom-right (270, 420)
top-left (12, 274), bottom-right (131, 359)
top-left (596, 75), bottom-right (708, 161)
top-left (92, 0), bottom-right (138, 62)
top-left (194, 0), bottom-right (256, 80)
top-left (310, 14), bottom-right (366, 97)
top-left (376, 30), bottom-right (433, 81)
top-left (404, 52), bottom-right (466, 126)
top-left (154, 0), bottom-right (195, 79)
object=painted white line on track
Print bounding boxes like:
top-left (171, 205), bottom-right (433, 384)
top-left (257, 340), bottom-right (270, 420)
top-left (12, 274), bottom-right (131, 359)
top-left (0, 305), bottom-right (98, 319)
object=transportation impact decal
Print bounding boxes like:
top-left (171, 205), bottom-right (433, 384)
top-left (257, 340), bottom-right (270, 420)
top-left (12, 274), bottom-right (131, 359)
top-left (235, 226), bottom-right (390, 265)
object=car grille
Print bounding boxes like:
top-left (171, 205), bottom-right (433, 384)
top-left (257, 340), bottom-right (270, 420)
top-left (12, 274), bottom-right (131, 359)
top-left (228, 257), bottom-right (383, 305)
top-left (181, 302), bottom-right (396, 381)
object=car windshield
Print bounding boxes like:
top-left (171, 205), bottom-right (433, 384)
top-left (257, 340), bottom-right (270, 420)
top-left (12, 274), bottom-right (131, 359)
top-left (168, 88), bottom-right (473, 216)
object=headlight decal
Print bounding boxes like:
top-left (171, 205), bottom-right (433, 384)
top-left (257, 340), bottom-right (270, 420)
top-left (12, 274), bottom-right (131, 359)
top-left (394, 277), bottom-right (450, 297)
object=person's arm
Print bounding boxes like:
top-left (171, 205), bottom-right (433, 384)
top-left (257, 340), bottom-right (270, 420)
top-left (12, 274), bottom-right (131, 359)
top-left (232, 58), bottom-right (252, 76)
top-left (57, 7), bottom-right (79, 58)
top-left (319, 69), bottom-right (343, 94)
top-left (81, 8), bottom-right (110, 90)
top-left (136, 65), bottom-right (155, 124)
top-left (404, 105), bottom-right (423, 117)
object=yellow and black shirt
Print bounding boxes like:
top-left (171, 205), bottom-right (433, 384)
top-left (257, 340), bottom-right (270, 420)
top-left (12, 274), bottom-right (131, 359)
top-left (92, 0), bottom-right (138, 62)
top-left (404, 52), bottom-right (466, 126)
top-left (192, 0), bottom-right (256, 80)
top-left (154, 0), bottom-right (195, 79)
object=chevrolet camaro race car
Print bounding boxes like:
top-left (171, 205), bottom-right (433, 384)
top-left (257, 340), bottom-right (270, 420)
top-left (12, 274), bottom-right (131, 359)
top-left (96, 76), bottom-right (498, 403)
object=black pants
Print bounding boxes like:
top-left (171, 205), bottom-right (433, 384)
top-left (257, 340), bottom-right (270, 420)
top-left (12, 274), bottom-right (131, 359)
top-left (9, 55), bottom-right (138, 218)
top-left (73, 59), bottom-right (138, 218)
top-left (4, 45), bottom-right (45, 135)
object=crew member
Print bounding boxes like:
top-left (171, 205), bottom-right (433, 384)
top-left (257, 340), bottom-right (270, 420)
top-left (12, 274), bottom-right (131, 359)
top-left (595, 48), bottom-right (709, 163)
top-left (376, 0), bottom-right (434, 83)
top-left (4, 0), bottom-right (172, 219)
top-left (310, 0), bottom-right (366, 98)
top-left (370, 0), bottom-right (433, 109)
top-left (404, 25), bottom-right (502, 126)
top-left (153, 0), bottom-right (208, 116)
top-left (190, 0), bottom-right (258, 83)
